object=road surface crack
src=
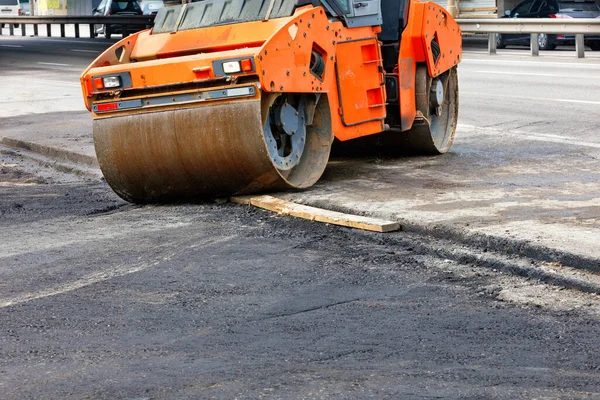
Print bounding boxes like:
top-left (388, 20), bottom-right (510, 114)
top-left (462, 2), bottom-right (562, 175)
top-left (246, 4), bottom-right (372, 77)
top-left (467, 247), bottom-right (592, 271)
top-left (257, 298), bottom-right (361, 320)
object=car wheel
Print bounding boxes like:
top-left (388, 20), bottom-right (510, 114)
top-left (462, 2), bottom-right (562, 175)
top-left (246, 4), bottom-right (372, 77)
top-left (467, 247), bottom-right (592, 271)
top-left (104, 25), bottom-right (111, 39)
top-left (538, 33), bottom-right (555, 50)
top-left (589, 42), bottom-right (600, 51)
top-left (496, 33), bottom-right (506, 49)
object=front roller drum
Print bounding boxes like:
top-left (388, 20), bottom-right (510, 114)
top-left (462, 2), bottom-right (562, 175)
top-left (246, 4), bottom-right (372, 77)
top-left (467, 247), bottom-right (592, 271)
top-left (93, 91), bottom-right (333, 203)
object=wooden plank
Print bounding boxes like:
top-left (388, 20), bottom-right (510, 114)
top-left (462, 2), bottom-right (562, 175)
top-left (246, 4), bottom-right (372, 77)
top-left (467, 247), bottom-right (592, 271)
top-left (231, 195), bottom-right (400, 233)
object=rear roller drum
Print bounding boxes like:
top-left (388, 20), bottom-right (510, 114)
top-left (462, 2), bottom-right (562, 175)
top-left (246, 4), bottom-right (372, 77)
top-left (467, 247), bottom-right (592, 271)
top-left (330, 65), bottom-right (458, 157)
top-left (405, 64), bottom-right (459, 154)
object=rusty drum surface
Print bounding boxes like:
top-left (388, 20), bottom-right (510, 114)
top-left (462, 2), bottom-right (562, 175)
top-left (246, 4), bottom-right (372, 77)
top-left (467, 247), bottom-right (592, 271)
top-left (93, 92), bottom-right (333, 203)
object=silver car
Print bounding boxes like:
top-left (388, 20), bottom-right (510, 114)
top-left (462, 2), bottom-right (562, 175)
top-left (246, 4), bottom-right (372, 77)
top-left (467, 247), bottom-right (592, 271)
top-left (0, 0), bottom-right (21, 28)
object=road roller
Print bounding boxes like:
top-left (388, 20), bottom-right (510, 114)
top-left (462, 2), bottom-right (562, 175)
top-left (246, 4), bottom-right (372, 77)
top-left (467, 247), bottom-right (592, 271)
top-left (80, 0), bottom-right (462, 203)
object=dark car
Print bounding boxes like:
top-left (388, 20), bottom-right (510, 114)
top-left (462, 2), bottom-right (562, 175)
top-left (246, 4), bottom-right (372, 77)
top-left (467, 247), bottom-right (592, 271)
top-left (93, 0), bottom-right (143, 39)
top-left (497, 0), bottom-right (600, 50)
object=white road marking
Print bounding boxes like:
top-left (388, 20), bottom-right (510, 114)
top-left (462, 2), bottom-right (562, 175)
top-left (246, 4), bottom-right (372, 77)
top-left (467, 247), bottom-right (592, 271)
top-left (0, 260), bottom-right (162, 308)
top-left (22, 78), bottom-right (81, 87)
top-left (462, 58), bottom-right (600, 69)
top-left (0, 182), bottom-right (38, 187)
top-left (1, 37), bottom-right (117, 45)
top-left (474, 70), bottom-right (566, 78)
top-left (463, 50), bottom-right (600, 59)
top-left (463, 91), bottom-right (600, 106)
top-left (458, 124), bottom-right (600, 149)
top-left (0, 236), bottom-right (236, 308)
top-left (0, 44), bottom-right (23, 48)
top-left (37, 62), bottom-right (73, 67)
top-left (71, 49), bottom-right (99, 53)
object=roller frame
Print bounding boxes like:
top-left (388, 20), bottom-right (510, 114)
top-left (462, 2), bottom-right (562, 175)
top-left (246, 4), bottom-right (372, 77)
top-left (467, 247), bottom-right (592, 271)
top-left (80, 0), bottom-right (463, 202)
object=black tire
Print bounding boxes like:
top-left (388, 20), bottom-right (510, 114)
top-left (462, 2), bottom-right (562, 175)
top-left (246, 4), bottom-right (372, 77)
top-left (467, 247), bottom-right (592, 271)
top-left (103, 25), bottom-right (111, 39)
top-left (496, 33), bottom-right (506, 49)
top-left (538, 33), bottom-right (556, 50)
top-left (589, 42), bottom-right (600, 51)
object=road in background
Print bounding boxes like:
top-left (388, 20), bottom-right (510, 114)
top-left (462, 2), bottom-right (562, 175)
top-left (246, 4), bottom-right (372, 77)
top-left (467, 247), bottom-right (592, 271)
top-left (0, 36), bottom-right (105, 117)
top-left (2, 35), bottom-right (599, 135)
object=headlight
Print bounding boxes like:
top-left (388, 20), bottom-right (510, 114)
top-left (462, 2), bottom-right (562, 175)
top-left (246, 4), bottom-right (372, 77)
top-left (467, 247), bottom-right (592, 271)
top-left (222, 61), bottom-right (241, 74)
top-left (103, 76), bottom-right (121, 88)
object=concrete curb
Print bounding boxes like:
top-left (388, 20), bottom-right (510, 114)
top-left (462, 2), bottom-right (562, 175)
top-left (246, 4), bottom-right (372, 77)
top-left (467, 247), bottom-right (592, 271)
top-left (0, 137), bottom-right (99, 168)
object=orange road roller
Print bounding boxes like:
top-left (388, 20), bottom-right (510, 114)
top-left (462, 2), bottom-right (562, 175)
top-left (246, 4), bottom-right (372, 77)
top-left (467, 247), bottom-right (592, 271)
top-left (80, 0), bottom-right (462, 203)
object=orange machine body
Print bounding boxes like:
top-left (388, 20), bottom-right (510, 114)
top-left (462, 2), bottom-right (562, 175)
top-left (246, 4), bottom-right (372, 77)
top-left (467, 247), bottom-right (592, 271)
top-left (81, 1), bottom-right (461, 142)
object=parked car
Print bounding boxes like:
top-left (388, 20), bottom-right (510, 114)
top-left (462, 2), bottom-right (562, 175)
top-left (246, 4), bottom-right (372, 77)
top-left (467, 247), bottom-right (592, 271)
top-left (139, 0), bottom-right (163, 15)
top-left (497, 0), bottom-right (600, 50)
top-left (0, 0), bottom-right (21, 28)
top-left (93, 0), bottom-right (144, 39)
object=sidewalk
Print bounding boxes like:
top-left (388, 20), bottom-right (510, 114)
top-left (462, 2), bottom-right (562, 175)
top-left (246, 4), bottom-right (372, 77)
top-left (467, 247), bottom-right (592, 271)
top-left (1, 110), bottom-right (599, 274)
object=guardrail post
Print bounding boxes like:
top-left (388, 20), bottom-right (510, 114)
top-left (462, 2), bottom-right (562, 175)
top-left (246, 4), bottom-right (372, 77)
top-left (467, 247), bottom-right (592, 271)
top-left (33, 24), bottom-right (38, 36)
top-left (9, 24), bottom-right (14, 36)
top-left (488, 33), bottom-right (497, 55)
top-left (89, 24), bottom-right (95, 38)
top-left (21, 23), bottom-right (26, 36)
top-left (74, 24), bottom-right (80, 38)
top-left (46, 23), bottom-right (51, 37)
top-left (60, 24), bottom-right (65, 37)
top-left (575, 34), bottom-right (585, 58)
top-left (530, 33), bottom-right (539, 56)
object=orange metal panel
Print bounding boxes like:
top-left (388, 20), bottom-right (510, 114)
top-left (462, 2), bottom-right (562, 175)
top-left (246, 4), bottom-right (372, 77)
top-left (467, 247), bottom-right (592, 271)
top-left (80, 31), bottom-right (142, 110)
top-left (334, 38), bottom-right (386, 127)
top-left (396, 0), bottom-right (462, 132)
top-left (256, 8), bottom-right (385, 141)
top-left (419, 3), bottom-right (462, 78)
top-left (130, 17), bottom-right (291, 62)
top-left (258, 7), bottom-right (337, 94)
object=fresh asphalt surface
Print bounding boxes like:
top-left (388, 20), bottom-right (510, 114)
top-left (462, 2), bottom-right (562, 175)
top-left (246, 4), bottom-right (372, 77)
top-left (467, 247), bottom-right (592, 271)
top-left (2, 35), bottom-right (600, 398)
top-left (2, 158), bottom-right (600, 399)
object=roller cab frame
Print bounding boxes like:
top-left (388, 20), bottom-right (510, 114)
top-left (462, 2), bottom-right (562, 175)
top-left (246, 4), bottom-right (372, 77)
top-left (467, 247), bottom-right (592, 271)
top-left (80, 0), bottom-right (462, 203)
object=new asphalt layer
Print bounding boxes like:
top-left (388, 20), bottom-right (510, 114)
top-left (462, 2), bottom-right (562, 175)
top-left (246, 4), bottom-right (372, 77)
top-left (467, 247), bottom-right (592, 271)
top-left (2, 106), bottom-right (599, 276)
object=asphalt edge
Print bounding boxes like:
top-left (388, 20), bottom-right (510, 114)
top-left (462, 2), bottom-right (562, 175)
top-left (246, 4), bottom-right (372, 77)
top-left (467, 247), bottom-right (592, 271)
top-left (296, 199), bottom-right (600, 275)
top-left (4, 136), bottom-right (599, 286)
top-left (0, 137), bottom-right (99, 168)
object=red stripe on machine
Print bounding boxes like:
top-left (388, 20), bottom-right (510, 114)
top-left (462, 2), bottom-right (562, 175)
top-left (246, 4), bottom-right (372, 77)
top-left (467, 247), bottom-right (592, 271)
top-left (96, 103), bottom-right (119, 112)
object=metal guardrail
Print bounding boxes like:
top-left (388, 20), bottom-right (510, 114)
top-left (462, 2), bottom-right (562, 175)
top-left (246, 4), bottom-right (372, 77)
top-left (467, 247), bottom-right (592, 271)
top-left (0, 15), bottom-right (155, 39)
top-left (457, 18), bottom-right (600, 58)
top-left (1, 15), bottom-right (599, 58)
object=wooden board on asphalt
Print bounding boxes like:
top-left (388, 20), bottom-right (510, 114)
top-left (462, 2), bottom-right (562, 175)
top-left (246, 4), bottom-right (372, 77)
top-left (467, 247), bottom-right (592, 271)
top-left (230, 195), bottom-right (400, 233)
